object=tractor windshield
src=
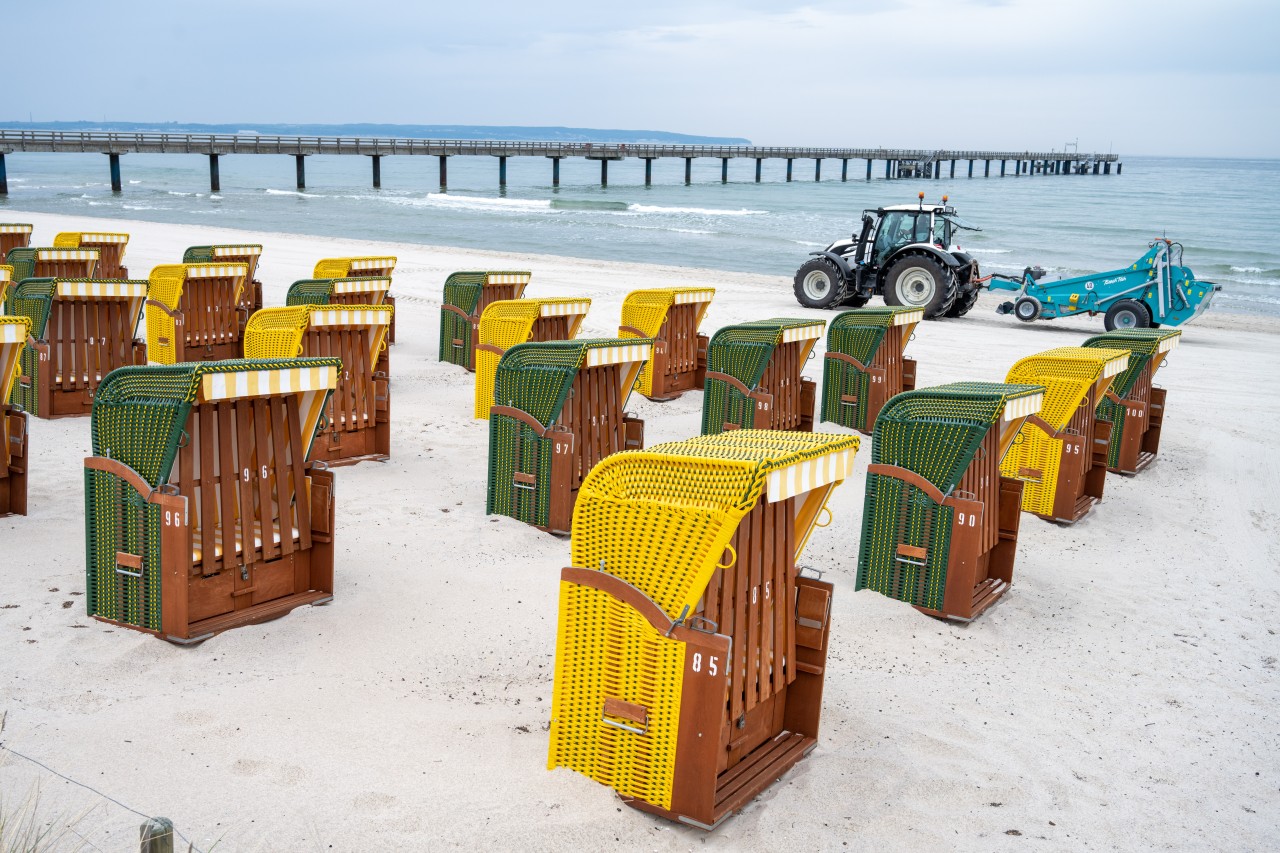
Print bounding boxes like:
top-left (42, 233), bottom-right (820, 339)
top-left (873, 212), bottom-right (931, 265)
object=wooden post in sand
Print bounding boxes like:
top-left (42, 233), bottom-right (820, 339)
top-left (139, 817), bottom-right (174, 853)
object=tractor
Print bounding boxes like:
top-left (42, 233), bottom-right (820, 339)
top-left (793, 193), bottom-right (983, 318)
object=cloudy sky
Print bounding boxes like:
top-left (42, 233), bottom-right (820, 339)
top-left (9, 0), bottom-right (1278, 156)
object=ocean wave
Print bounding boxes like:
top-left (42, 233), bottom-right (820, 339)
top-left (793, 240), bottom-right (827, 247)
top-left (627, 204), bottom-right (765, 216)
top-left (1229, 265), bottom-right (1262, 273)
top-left (1217, 291), bottom-right (1280, 306)
top-left (968, 247), bottom-right (1012, 254)
top-left (414, 194), bottom-right (552, 211)
top-left (615, 223), bottom-right (714, 236)
top-left (122, 204), bottom-right (160, 211)
top-left (264, 188), bottom-right (321, 198)
top-left (129, 180), bottom-right (143, 185)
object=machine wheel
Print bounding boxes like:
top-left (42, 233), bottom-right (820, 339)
top-left (946, 286), bottom-right (981, 317)
top-left (882, 255), bottom-right (956, 319)
top-left (1013, 295), bottom-right (1042, 322)
top-left (840, 292), bottom-right (871, 308)
top-left (793, 258), bottom-right (847, 309)
top-left (1104, 299), bottom-right (1152, 331)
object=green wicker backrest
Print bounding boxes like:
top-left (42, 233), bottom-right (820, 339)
top-left (5, 278), bottom-right (55, 339)
top-left (1081, 330), bottom-right (1176, 398)
top-left (5, 248), bottom-right (37, 283)
top-left (443, 271), bottom-right (489, 315)
top-left (285, 279), bottom-right (335, 307)
top-left (182, 246), bottom-right (215, 263)
top-left (826, 309), bottom-right (900, 364)
top-left (493, 338), bottom-right (648, 427)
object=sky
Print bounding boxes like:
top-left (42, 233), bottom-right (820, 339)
top-left (8, 0), bottom-right (1279, 157)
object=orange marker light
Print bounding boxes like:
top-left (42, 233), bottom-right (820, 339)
top-left (942, 195), bottom-right (948, 203)
top-left (918, 191), bottom-right (925, 199)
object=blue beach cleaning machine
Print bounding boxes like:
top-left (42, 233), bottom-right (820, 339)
top-left (988, 239), bottom-right (1220, 331)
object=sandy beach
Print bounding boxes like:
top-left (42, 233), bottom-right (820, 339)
top-left (1, 209), bottom-right (1277, 851)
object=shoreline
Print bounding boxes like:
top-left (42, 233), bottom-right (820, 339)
top-left (1, 210), bottom-right (1277, 850)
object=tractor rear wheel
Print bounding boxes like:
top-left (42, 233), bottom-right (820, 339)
top-left (946, 286), bottom-right (981, 317)
top-left (793, 258), bottom-right (847, 309)
top-left (883, 255), bottom-right (956, 318)
top-left (1104, 299), bottom-right (1152, 331)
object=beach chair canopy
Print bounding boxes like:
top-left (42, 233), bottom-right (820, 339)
top-left (183, 244), bottom-right (262, 276)
top-left (473, 297), bottom-right (591, 419)
top-left (1082, 329), bottom-right (1181, 397)
top-left (0, 224), bottom-right (33, 255)
top-left (618, 287), bottom-right (714, 398)
top-left (286, 276), bottom-right (392, 307)
top-left (54, 232), bottom-right (129, 278)
top-left (702, 317), bottom-right (824, 435)
top-left (5, 247), bottom-right (100, 283)
top-left (821, 306), bottom-right (922, 431)
top-left (313, 256), bottom-right (397, 278)
top-left (1082, 328), bottom-right (1182, 472)
top-left (145, 262), bottom-right (249, 364)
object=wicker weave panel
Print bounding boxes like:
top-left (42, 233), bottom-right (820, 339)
top-left (474, 298), bottom-right (590, 419)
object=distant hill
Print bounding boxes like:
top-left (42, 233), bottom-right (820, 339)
top-left (0, 121), bottom-right (751, 145)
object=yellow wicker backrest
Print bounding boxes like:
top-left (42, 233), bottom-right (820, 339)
top-left (144, 264), bottom-right (189, 365)
top-left (473, 297), bottom-right (591, 419)
top-left (313, 256), bottom-right (398, 278)
top-left (244, 306), bottom-right (311, 358)
top-left (52, 232), bottom-right (81, 248)
top-left (0, 315), bottom-right (32, 403)
top-left (0, 266), bottom-right (12, 303)
top-left (1004, 347), bottom-right (1129, 431)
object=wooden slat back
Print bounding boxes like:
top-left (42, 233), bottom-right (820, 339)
top-left (873, 325), bottom-right (907, 393)
top-left (530, 315), bottom-right (571, 343)
top-left (179, 275), bottom-right (241, 350)
top-left (558, 363), bottom-right (624, 489)
top-left (303, 327), bottom-right (374, 436)
top-left (90, 245), bottom-right (127, 279)
top-left (478, 283), bottom-right (520, 317)
top-left (34, 259), bottom-right (96, 279)
top-left (47, 298), bottom-right (136, 392)
top-left (1064, 386), bottom-right (1098, 495)
top-left (662, 303), bottom-right (699, 377)
top-left (956, 424), bottom-right (1000, 553)
top-left (759, 340), bottom-right (804, 430)
top-left (177, 396), bottom-right (307, 573)
top-left (0, 233), bottom-right (29, 257)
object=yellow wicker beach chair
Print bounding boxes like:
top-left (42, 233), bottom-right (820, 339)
top-left (245, 304), bottom-right (393, 465)
top-left (0, 265), bottom-right (12, 305)
top-left (473, 297), bottom-right (591, 419)
top-left (487, 338), bottom-right (649, 533)
top-left (84, 357), bottom-right (340, 643)
top-left (144, 262), bottom-right (249, 364)
top-left (702, 318), bottom-right (824, 435)
top-left (0, 224), bottom-right (32, 259)
top-left (5, 247), bottom-right (100, 282)
top-left (7, 278), bottom-right (148, 418)
top-left (0, 315), bottom-right (32, 516)
top-left (1082, 329), bottom-right (1182, 474)
top-left (820, 306), bottom-right (922, 434)
top-left (617, 287), bottom-right (714, 401)
top-left (313, 256), bottom-right (398, 342)
top-left (184, 244), bottom-right (265, 328)
top-left (548, 429), bottom-right (860, 829)
top-left (1000, 346), bottom-right (1130, 523)
top-left (54, 232), bottom-right (130, 279)
top-left (439, 271), bottom-right (532, 370)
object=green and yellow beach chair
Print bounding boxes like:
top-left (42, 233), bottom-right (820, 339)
top-left (487, 338), bottom-right (649, 533)
top-left (288, 273), bottom-right (395, 356)
top-left (55, 231), bottom-right (130, 279)
top-left (820, 306), bottom-right (922, 434)
top-left (144, 262), bottom-right (249, 364)
top-left (439, 270), bottom-right (532, 370)
top-left (1082, 329), bottom-right (1182, 474)
top-left (701, 318), bottom-right (824, 436)
top-left (184, 244), bottom-right (265, 326)
top-left (84, 357), bottom-right (340, 644)
top-left (617, 287), bottom-right (714, 401)
top-left (5, 246), bottom-right (100, 282)
top-left (1000, 346), bottom-right (1130, 523)
top-left (7, 278), bottom-right (148, 418)
top-left (473, 297), bottom-right (591, 419)
top-left (245, 304), bottom-right (393, 465)
top-left (856, 382), bottom-right (1044, 620)
top-left (313, 256), bottom-right (398, 342)
top-left (0, 224), bottom-right (32, 259)
top-left (548, 429), bottom-right (859, 829)
top-left (0, 314), bottom-right (32, 517)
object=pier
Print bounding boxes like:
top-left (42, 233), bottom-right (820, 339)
top-left (0, 129), bottom-right (1121, 194)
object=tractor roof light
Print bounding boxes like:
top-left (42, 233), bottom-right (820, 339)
top-left (942, 195), bottom-right (948, 203)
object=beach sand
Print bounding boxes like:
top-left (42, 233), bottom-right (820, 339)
top-left (1, 210), bottom-right (1277, 851)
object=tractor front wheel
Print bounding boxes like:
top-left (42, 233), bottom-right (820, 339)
top-left (793, 258), bottom-right (847, 309)
top-left (1104, 299), bottom-right (1152, 331)
top-left (883, 255), bottom-right (956, 319)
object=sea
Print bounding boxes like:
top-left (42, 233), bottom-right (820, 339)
top-left (3, 151), bottom-right (1278, 316)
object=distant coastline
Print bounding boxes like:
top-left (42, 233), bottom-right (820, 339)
top-left (0, 120), bottom-right (753, 146)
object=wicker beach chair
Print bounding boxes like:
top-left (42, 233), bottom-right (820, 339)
top-left (7, 278), bottom-right (148, 418)
top-left (144, 262), bottom-right (249, 364)
top-left (313, 256), bottom-right (398, 342)
top-left (487, 338), bottom-right (649, 533)
top-left (1082, 329), bottom-right (1182, 474)
top-left (84, 357), bottom-right (340, 643)
top-left (438, 271), bottom-right (532, 370)
top-left (548, 429), bottom-right (860, 829)
top-left (184, 245), bottom-right (264, 328)
top-left (5, 247), bottom-right (100, 282)
top-left (245, 304), bottom-right (393, 465)
top-left (856, 383), bottom-right (1045, 620)
top-left (820, 306), bottom-right (922, 434)
top-left (1000, 347), bottom-right (1130, 523)
top-left (473, 297), bottom-right (591, 419)
top-left (54, 232), bottom-right (130, 279)
top-left (617, 287), bottom-right (714, 401)
top-left (0, 224), bottom-right (33, 259)
top-left (0, 315), bottom-right (31, 517)
top-left (0, 265), bottom-right (12, 305)
top-left (701, 318), bottom-right (824, 436)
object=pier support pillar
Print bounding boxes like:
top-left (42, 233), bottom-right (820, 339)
top-left (935, 161), bottom-right (941, 180)
top-left (1000, 160), bottom-right (1006, 177)
top-left (755, 158), bottom-right (762, 182)
top-left (601, 158), bottom-right (610, 187)
top-left (867, 159), bottom-right (873, 181)
top-left (1116, 163), bottom-right (1122, 175)
top-left (209, 154), bottom-right (220, 193)
top-left (643, 158), bottom-right (651, 186)
top-left (721, 157), bottom-right (728, 183)
top-left (438, 155), bottom-right (448, 187)
top-left (552, 157), bottom-right (561, 187)
top-left (1093, 161), bottom-right (1100, 175)
top-left (684, 157), bottom-right (692, 184)
top-left (984, 159), bottom-right (990, 177)
top-left (967, 159), bottom-right (973, 178)
top-left (950, 159), bottom-right (956, 178)
top-left (108, 153), bottom-right (122, 192)
top-left (370, 155), bottom-right (381, 188)
top-left (886, 160), bottom-right (892, 179)
top-left (295, 154), bottom-right (306, 190)
top-left (786, 158), bottom-right (793, 182)
top-left (841, 158), bottom-right (848, 181)
top-left (0, 152), bottom-right (7, 195)
top-left (499, 156), bottom-right (507, 187)
top-left (1104, 162), bottom-right (1111, 175)
top-left (814, 159), bottom-right (821, 181)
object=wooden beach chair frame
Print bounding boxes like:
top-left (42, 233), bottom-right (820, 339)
top-left (1000, 347), bottom-right (1130, 523)
top-left (618, 287), bottom-right (714, 401)
top-left (0, 265), bottom-right (12, 305)
top-left (83, 357), bottom-right (340, 644)
top-left (0, 315), bottom-right (32, 517)
top-left (820, 306), bottom-right (922, 434)
top-left (0, 224), bottom-right (33, 259)
top-left (1082, 329), bottom-right (1181, 475)
top-left (855, 383), bottom-right (1045, 621)
top-left (144, 262), bottom-right (249, 364)
top-left (701, 319), bottom-right (824, 436)
top-left (55, 232), bottom-right (130, 279)
top-left (548, 430), bottom-right (860, 829)
top-left (473, 297), bottom-right (591, 419)
top-left (313, 256), bottom-right (398, 343)
top-left (7, 278), bottom-right (148, 418)
top-left (286, 276), bottom-right (394, 374)
top-left (5, 247), bottom-right (100, 282)
top-left (185, 245), bottom-right (265, 329)
top-left (439, 271), bottom-right (532, 371)
top-left (487, 338), bottom-right (649, 533)
top-left (245, 305), bottom-right (393, 466)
